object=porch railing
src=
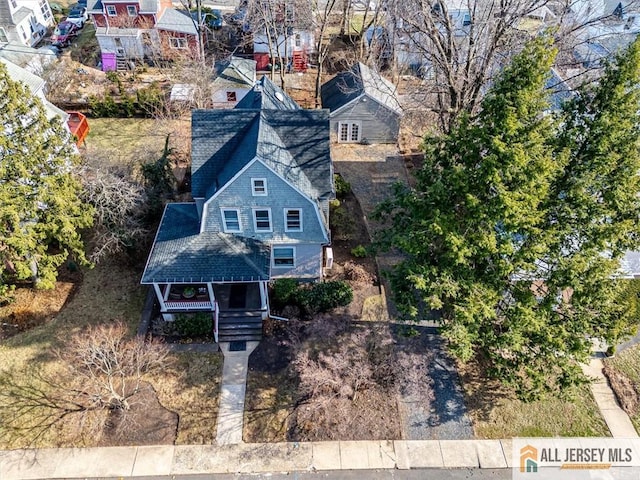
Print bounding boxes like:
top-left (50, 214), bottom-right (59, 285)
top-left (213, 301), bottom-right (219, 343)
top-left (164, 300), bottom-right (212, 310)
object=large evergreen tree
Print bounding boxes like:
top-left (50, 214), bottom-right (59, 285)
top-left (376, 36), bottom-right (640, 399)
top-left (0, 63), bottom-right (93, 297)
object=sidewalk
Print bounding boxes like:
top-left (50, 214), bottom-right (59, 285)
top-left (0, 439), bottom-right (513, 478)
top-left (582, 356), bottom-right (639, 438)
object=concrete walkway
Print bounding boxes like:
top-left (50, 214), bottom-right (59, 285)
top-left (215, 341), bottom-right (259, 445)
top-left (582, 355), bottom-right (639, 438)
top-left (0, 439), bottom-right (516, 478)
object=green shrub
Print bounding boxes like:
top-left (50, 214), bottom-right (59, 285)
top-left (334, 173), bottom-right (351, 198)
top-left (300, 280), bottom-right (353, 314)
top-left (271, 278), bottom-right (300, 308)
top-left (350, 245), bottom-right (367, 258)
top-left (137, 82), bottom-right (165, 116)
top-left (330, 203), bottom-right (354, 241)
top-left (175, 312), bottom-right (212, 336)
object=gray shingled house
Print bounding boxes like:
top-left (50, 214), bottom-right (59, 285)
top-left (141, 77), bottom-right (334, 342)
top-left (321, 62), bottom-right (402, 144)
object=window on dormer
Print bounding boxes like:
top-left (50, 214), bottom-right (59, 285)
top-left (127, 5), bottom-right (136, 16)
top-left (221, 208), bottom-right (241, 232)
top-left (106, 5), bottom-right (116, 15)
top-left (252, 178), bottom-right (267, 196)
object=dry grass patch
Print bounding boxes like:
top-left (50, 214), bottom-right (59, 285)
top-left (459, 360), bottom-right (610, 438)
top-left (151, 352), bottom-right (223, 444)
top-left (604, 345), bottom-right (640, 433)
top-left (85, 118), bottom-right (191, 167)
top-left (0, 260), bottom-right (148, 448)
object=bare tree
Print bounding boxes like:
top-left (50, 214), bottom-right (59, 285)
top-left (386, 0), bottom-right (554, 132)
top-left (246, 0), bottom-right (314, 89)
top-left (0, 323), bottom-right (169, 445)
top-left (80, 164), bottom-right (150, 263)
top-left (313, 0), bottom-right (341, 106)
top-left (387, 0), bottom-right (640, 132)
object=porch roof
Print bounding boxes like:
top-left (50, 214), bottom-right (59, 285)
top-left (141, 203), bottom-right (270, 284)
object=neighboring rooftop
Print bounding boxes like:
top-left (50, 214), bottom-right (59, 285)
top-left (155, 8), bottom-right (197, 34)
top-left (321, 62), bottom-right (402, 115)
top-left (213, 56), bottom-right (256, 89)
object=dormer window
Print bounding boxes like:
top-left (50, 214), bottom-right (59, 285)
top-left (252, 178), bottom-right (267, 196)
top-left (221, 208), bottom-right (241, 232)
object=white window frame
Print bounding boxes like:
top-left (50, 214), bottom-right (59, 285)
top-left (39, 0), bottom-right (51, 20)
top-left (127, 5), bottom-right (136, 16)
top-left (169, 37), bottom-right (187, 49)
top-left (221, 208), bottom-right (241, 232)
top-left (253, 208), bottom-right (272, 232)
top-left (251, 178), bottom-right (267, 196)
top-left (9, 0), bottom-right (16, 9)
top-left (273, 246), bottom-right (295, 268)
top-left (284, 208), bottom-right (302, 232)
top-left (338, 121), bottom-right (361, 143)
top-left (106, 5), bottom-right (116, 15)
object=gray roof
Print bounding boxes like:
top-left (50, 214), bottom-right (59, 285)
top-left (86, 0), bottom-right (102, 12)
top-left (321, 62), bottom-right (402, 115)
top-left (213, 56), bottom-right (256, 90)
top-left (1, 56), bottom-right (44, 93)
top-left (141, 203), bottom-right (271, 284)
top-left (191, 106), bottom-right (332, 203)
top-left (546, 68), bottom-right (574, 111)
top-left (12, 6), bottom-right (32, 24)
top-left (155, 8), bottom-right (197, 34)
top-left (236, 76), bottom-right (300, 110)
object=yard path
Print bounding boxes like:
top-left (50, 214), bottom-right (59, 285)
top-left (333, 146), bottom-right (473, 440)
top-left (216, 341), bottom-right (260, 445)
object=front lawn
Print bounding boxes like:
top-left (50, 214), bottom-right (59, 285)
top-left (604, 345), bottom-right (640, 433)
top-left (459, 360), bottom-right (610, 438)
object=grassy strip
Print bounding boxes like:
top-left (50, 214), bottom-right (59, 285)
top-left (604, 345), bottom-right (640, 433)
top-left (459, 361), bottom-right (610, 438)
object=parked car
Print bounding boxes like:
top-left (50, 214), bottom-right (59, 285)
top-left (50, 21), bottom-right (79, 47)
top-left (66, 4), bottom-right (88, 28)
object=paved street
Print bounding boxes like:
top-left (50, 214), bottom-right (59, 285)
top-left (105, 469), bottom-right (512, 480)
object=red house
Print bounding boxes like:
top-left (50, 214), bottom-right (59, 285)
top-left (87, 0), bottom-right (200, 71)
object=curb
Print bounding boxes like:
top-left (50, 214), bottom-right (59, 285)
top-left (0, 440), bottom-right (512, 479)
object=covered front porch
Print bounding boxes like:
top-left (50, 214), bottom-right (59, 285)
top-left (152, 281), bottom-right (268, 318)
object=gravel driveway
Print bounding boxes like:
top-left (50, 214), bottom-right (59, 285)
top-left (334, 145), bottom-right (474, 440)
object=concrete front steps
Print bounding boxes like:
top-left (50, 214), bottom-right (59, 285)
top-left (217, 311), bottom-right (263, 343)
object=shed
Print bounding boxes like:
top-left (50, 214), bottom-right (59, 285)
top-left (321, 62), bottom-right (402, 144)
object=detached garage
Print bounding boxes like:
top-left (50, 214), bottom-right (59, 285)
top-left (321, 62), bottom-right (402, 144)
